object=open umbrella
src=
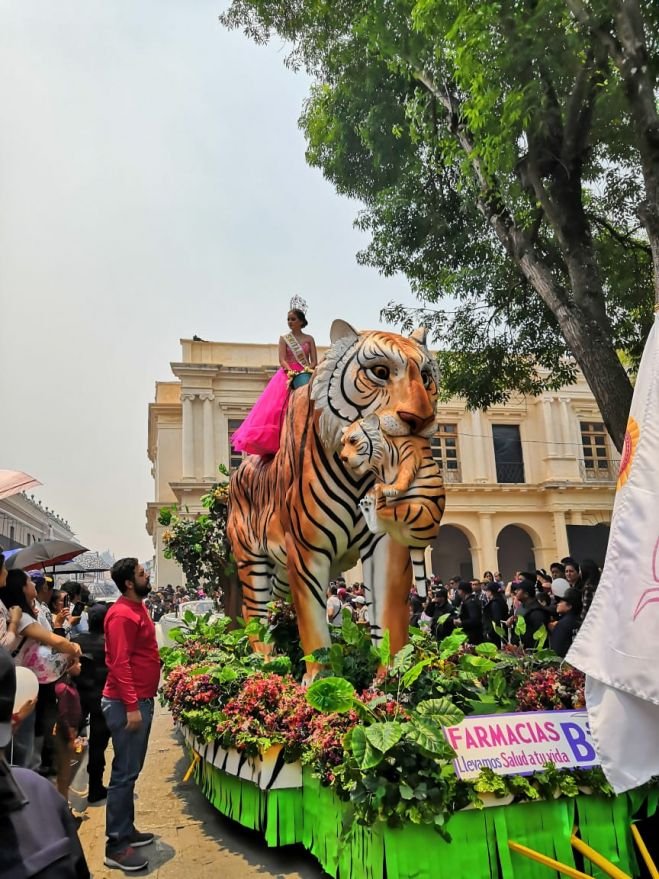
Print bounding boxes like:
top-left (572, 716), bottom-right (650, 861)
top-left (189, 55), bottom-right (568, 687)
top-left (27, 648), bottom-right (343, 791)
top-left (0, 470), bottom-right (41, 501)
top-left (4, 539), bottom-right (88, 571)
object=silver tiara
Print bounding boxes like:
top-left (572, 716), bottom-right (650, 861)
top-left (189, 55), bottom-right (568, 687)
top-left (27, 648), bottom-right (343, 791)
top-left (289, 295), bottom-right (308, 315)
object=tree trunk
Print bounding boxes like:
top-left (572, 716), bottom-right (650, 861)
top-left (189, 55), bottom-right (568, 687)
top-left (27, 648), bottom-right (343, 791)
top-left (568, 0), bottom-right (659, 305)
top-left (517, 252), bottom-right (633, 452)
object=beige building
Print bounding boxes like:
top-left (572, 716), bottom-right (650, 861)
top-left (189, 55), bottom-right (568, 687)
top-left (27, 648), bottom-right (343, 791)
top-left (147, 338), bottom-right (617, 586)
top-left (0, 493), bottom-right (76, 552)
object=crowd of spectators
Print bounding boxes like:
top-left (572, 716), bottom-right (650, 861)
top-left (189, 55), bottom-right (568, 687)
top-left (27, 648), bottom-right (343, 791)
top-left (408, 557), bottom-right (599, 657)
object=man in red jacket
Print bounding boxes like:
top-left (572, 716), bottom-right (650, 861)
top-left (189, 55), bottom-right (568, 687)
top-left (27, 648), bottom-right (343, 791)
top-left (102, 558), bottom-right (160, 873)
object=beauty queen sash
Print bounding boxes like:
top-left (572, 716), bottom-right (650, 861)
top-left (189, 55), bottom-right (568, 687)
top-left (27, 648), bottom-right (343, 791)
top-left (283, 333), bottom-right (310, 368)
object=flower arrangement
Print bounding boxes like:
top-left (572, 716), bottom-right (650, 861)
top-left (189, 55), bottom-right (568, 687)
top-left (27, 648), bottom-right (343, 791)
top-left (515, 666), bottom-right (586, 711)
top-left (161, 607), bottom-right (615, 836)
top-left (302, 709), bottom-right (359, 785)
top-left (215, 673), bottom-right (317, 761)
top-left (161, 665), bottom-right (222, 720)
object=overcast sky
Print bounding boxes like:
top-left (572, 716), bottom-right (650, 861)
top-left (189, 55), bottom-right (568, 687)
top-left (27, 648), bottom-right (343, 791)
top-left (0, 1), bottom-right (417, 562)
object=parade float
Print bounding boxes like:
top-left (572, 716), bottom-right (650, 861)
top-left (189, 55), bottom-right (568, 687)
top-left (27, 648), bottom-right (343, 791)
top-left (160, 322), bottom-right (659, 879)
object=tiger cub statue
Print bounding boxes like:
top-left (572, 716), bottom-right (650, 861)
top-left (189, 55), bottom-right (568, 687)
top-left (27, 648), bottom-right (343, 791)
top-left (340, 413), bottom-right (445, 598)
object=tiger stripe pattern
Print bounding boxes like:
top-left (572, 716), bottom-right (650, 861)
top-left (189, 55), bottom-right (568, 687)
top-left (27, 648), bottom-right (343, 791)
top-left (227, 320), bottom-right (441, 678)
top-left (340, 414), bottom-right (446, 598)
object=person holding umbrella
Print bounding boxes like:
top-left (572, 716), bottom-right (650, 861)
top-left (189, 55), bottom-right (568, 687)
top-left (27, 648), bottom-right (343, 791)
top-left (2, 570), bottom-right (81, 768)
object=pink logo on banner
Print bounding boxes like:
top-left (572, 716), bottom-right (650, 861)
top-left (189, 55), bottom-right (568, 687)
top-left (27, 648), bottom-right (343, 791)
top-left (632, 537), bottom-right (659, 621)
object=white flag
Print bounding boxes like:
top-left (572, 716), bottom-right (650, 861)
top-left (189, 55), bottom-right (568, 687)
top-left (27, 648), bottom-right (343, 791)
top-left (567, 311), bottom-right (659, 793)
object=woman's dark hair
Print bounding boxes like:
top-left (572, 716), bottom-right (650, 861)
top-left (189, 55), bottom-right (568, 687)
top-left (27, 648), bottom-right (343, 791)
top-left (0, 552), bottom-right (4, 569)
top-left (289, 308), bottom-right (308, 328)
top-left (4, 570), bottom-right (36, 619)
top-left (60, 580), bottom-right (82, 600)
top-left (48, 589), bottom-right (65, 613)
top-left (111, 557), bottom-right (138, 593)
top-left (483, 571), bottom-right (494, 580)
top-left (579, 558), bottom-right (601, 587)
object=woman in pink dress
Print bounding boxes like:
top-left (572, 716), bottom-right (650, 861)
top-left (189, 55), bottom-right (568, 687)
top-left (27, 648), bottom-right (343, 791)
top-left (231, 299), bottom-right (318, 457)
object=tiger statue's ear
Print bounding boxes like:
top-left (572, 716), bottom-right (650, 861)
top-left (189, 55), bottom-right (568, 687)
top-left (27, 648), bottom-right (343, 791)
top-left (409, 326), bottom-right (428, 345)
top-left (361, 413), bottom-right (381, 431)
top-left (330, 319), bottom-right (359, 345)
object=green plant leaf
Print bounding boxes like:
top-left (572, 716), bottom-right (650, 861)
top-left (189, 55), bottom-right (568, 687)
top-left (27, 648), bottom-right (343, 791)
top-left (364, 722), bottom-right (403, 754)
top-left (341, 614), bottom-right (362, 646)
top-left (329, 643), bottom-right (344, 675)
top-left (306, 676), bottom-right (356, 713)
top-left (379, 630), bottom-right (391, 666)
top-left (401, 658), bottom-right (432, 688)
top-left (407, 717), bottom-right (452, 755)
top-left (415, 698), bottom-right (464, 727)
top-left (515, 615), bottom-right (527, 636)
top-left (438, 632), bottom-right (468, 658)
top-left (492, 623), bottom-right (506, 640)
top-left (474, 642), bottom-right (498, 657)
top-left (391, 643), bottom-right (415, 674)
top-left (459, 654), bottom-right (496, 673)
top-left (533, 625), bottom-right (548, 649)
top-left (350, 725), bottom-right (384, 769)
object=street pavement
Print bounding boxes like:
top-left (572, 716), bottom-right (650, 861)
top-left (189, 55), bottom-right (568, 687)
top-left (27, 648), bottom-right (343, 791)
top-left (75, 700), bottom-right (324, 878)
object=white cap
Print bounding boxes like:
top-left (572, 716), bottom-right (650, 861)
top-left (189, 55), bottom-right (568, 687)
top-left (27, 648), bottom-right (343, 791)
top-left (551, 577), bottom-right (570, 598)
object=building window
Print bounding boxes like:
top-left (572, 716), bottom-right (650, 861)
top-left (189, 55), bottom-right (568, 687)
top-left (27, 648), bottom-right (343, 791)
top-left (430, 424), bottom-right (461, 482)
top-left (27, 534), bottom-right (31, 545)
top-left (492, 424), bottom-right (525, 483)
top-left (580, 421), bottom-right (610, 478)
top-left (228, 419), bottom-right (245, 471)
top-left (9, 526), bottom-right (15, 544)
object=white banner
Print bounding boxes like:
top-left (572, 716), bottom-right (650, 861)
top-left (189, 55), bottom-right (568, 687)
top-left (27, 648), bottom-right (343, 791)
top-left (567, 312), bottom-right (659, 792)
top-left (444, 709), bottom-right (598, 780)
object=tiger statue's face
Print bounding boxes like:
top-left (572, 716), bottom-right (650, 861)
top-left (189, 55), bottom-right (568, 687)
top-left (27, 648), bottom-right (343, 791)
top-left (339, 416), bottom-right (384, 476)
top-left (312, 321), bottom-right (439, 449)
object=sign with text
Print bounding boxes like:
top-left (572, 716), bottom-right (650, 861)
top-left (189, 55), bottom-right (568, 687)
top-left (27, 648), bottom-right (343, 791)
top-left (444, 710), bottom-right (598, 780)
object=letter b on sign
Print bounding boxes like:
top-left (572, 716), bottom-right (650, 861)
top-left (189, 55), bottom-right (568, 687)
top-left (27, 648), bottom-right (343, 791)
top-left (560, 722), bottom-right (596, 763)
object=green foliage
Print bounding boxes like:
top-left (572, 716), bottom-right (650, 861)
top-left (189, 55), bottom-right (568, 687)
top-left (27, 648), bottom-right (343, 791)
top-left (306, 677), bottom-right (357, 713)
top-left (305, 618), bottom-right (380, 691)
top-left (158, 471), bottom-right (233, 591)
top-left (219, 0), bottom-right (658, 442)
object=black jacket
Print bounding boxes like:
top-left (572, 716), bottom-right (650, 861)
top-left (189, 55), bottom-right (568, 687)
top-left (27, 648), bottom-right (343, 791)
top-left (458, 593), bottom-right (484, 644)
top-left (549, 611), bottom-right (580, 658)
top-left (0, 766), bottom-right (90, 879)
top-left (430, 601), bottom-right (456, 640)
top-left (71, 631), bottom-right (107, 705)
top-left (519, 599), bottom-right (550, 649)
top-left (483, 594), bottom-right (509, 645)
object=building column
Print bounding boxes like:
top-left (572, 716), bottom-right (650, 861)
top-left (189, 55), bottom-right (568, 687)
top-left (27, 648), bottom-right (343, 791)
top-left (181, 393), bottom-right (196, 479)
top-left (469, 544), bottom-right (483, 580)
top-left (201, 393), bottom-right (216, 478)
top-left (477, 513), bottom-right (498, 575)
top-left (559, 397), bottom-right (577, 452)
top-left (553, 510), bottom-right (570, 560)
top-left (470, 410), bottom-right (489, 481)
top-left (542, 398), bottom-right (558, 455)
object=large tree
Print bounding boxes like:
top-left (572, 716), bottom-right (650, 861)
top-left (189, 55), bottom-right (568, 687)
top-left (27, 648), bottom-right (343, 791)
top-left (220, 0), bottom-right (658, 450)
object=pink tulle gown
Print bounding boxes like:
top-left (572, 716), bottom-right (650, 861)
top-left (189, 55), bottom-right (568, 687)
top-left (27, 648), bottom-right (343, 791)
top-left (231, 341), bottom-right (311, 456)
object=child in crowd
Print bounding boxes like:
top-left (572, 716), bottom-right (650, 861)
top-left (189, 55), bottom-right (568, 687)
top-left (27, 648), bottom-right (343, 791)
top-left (54, 656), bottom-right (83, 800)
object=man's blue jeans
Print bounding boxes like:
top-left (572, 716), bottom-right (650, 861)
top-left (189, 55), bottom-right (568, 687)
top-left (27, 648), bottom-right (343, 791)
top-left (102, 697), bottom-right (154, 852)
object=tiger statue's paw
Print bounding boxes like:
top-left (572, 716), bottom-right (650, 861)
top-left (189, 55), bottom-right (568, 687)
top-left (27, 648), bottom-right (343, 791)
top-left (359, 493), bottom-right (382, 535)
top-left (379, 484), bottom-right (400, 499)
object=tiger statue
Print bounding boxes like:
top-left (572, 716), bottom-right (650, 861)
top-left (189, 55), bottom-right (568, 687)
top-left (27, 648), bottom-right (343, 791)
top-left (339, 414), bottom-right (445, 599)
top-left (227, 319), bottom-right (440, 679)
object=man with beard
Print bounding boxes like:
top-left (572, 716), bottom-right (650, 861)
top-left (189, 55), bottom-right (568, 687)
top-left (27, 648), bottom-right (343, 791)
top-left (102, 558), bottom-right (160, 873)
